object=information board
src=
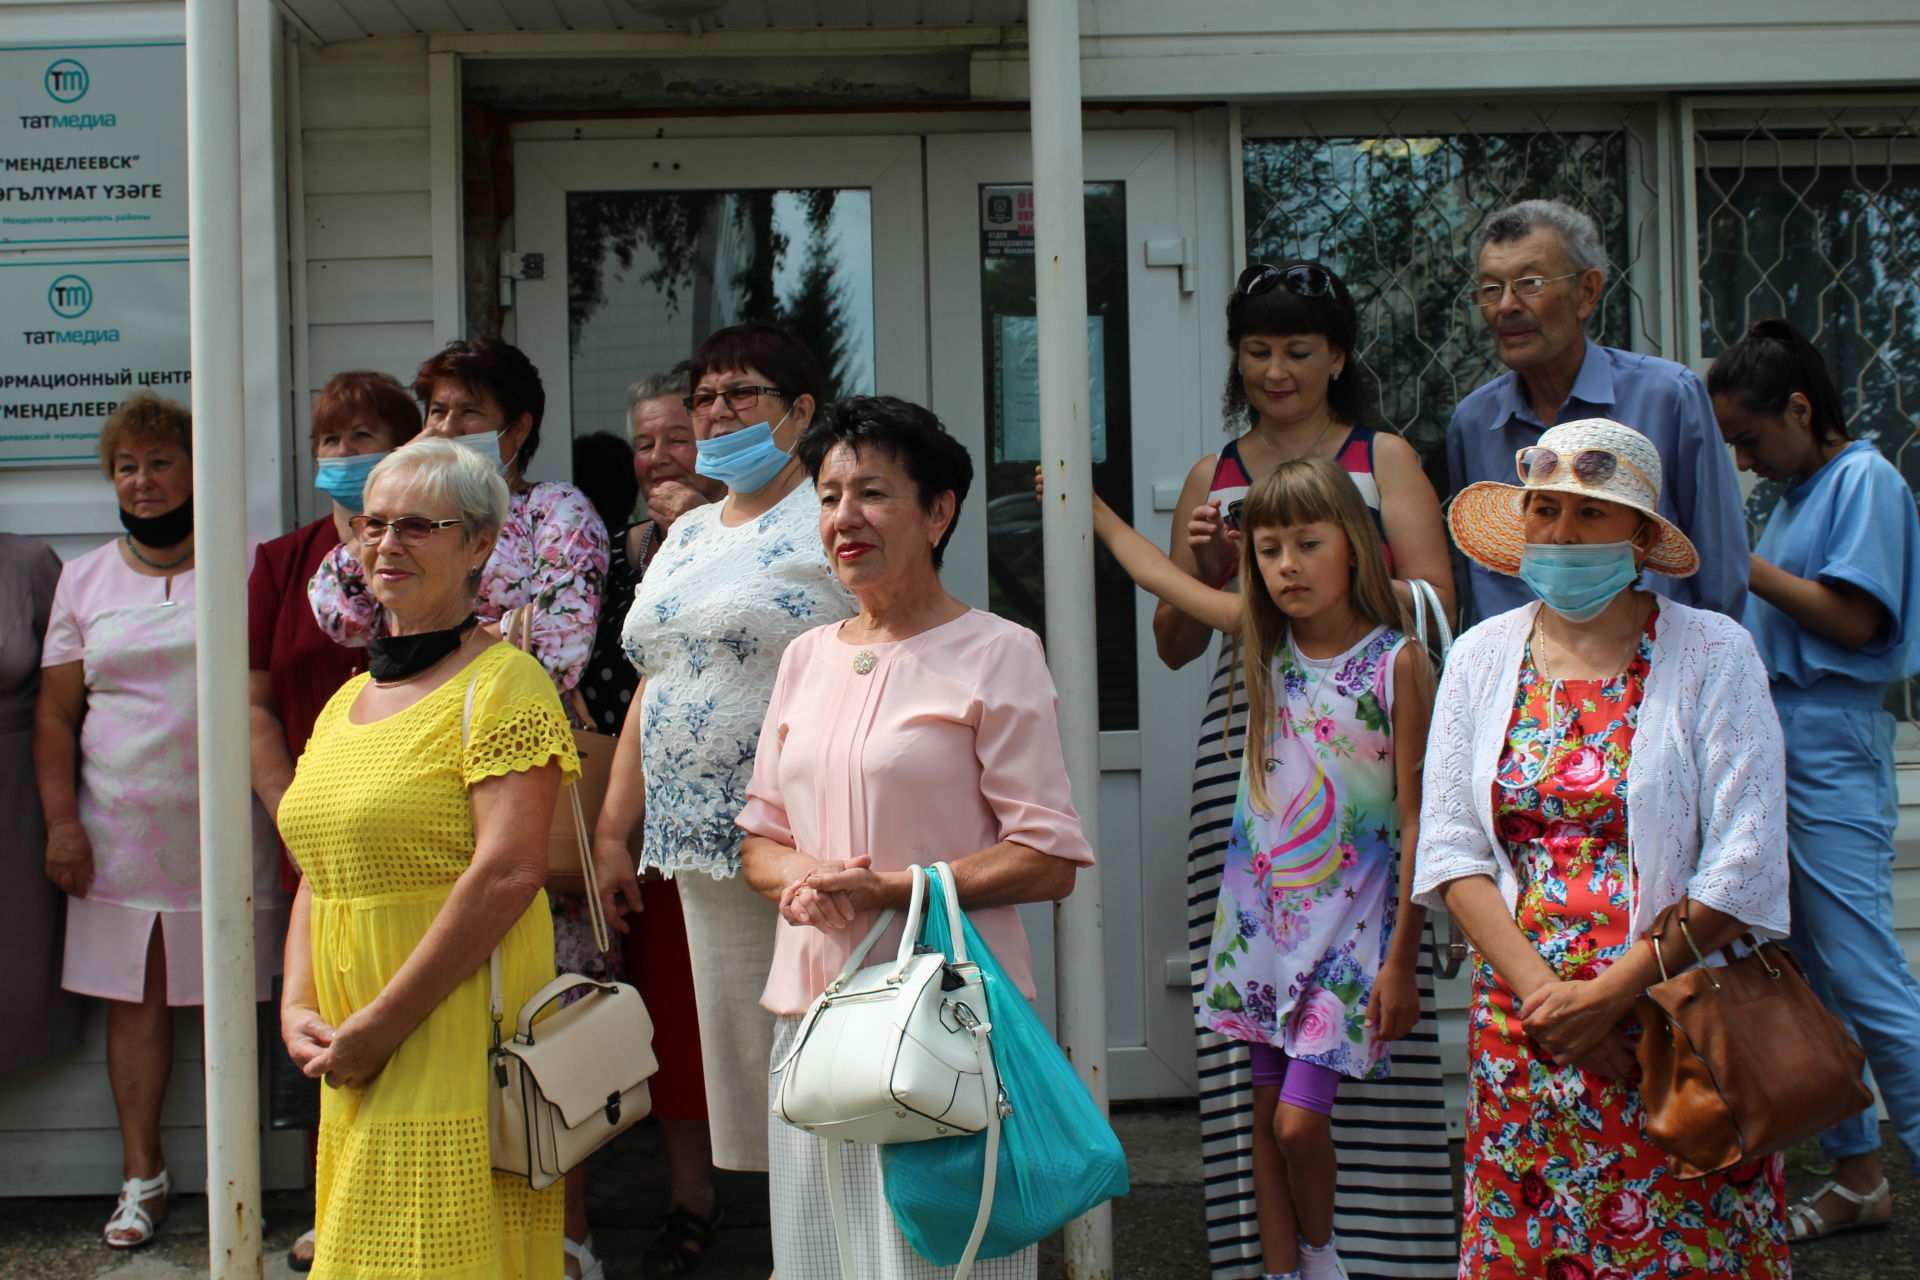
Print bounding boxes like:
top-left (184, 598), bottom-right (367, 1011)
top-left (0, 256), bottom-right (191, 467)
top-left (0, 42), bottom-right (187, 245)
top-left (992, 314), bottom-right (1107, 464)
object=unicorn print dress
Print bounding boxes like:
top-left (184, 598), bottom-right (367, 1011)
top-left (1202, 625), bottom-right (1409, 1078)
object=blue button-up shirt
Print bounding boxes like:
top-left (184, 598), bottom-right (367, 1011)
top-left (1445, 339), bottom-right (1749, 624)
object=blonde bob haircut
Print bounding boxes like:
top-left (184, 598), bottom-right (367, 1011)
top-left (97, 390), bottom-right (191, 478)
top-left (364, 436), bottom-right (510, 544)
top-left (1235, 455), bottom-right (1426, 812)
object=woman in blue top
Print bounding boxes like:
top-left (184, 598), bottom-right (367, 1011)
top-left (1710, 317), bottom-right (1920, 1243)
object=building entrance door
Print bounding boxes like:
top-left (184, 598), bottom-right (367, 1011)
top-left (513, 126), bottom-right (1198, 1098)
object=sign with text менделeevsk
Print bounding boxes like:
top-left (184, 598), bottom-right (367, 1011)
top-left (0, 257), bottom-right (191, 467)
top-left (0, 43), bottom-right (186, 245)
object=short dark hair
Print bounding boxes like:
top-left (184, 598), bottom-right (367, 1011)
top-left (310, 370), bottom-right (421, 449)
top-left (689, 323), bottom-right (828, 412)
top-left (1706, 317), bottom-right (1850, 445)
top-left (1222, 260), bottom-right (1373, 430)
top-left (571, 431), bottom-right (640, 534)
top-left (413, 338), bottom-right (548, 466)
top-left (98, 391), bottom-right (190, 477)
top-left (796, 396), bottom-right (973, 570)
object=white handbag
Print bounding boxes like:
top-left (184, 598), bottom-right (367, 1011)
top-left (773, 862), bottom-right (1005, 1280)
top-left (462, 677), bottom-right (659, 1190)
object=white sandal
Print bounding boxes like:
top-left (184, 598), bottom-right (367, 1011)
top-left (103, 1168), bottom-right (171, 1249)
top-left (1788, 1177), bottom-right (1891, 1243)
top-left (564, 1233), bottom-right (606, 1280)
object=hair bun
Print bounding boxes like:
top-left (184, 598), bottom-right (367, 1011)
top-left (1747, 316), bottom-right (1799, 343)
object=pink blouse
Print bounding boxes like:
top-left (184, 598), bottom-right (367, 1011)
top-left (738, 609), bottom-right (1095, 1015)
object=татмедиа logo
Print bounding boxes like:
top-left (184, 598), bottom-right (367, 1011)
top-left (49, 275), bottom-right (94, 319)
top-left (45, 58), bottom-right (90, 104)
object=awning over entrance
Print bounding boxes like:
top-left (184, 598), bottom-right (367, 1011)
top-left (271, 0), bottom-right (1024, 46)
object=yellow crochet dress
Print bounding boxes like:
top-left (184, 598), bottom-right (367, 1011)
top-left (278, 643), bottom-right (578, 1280)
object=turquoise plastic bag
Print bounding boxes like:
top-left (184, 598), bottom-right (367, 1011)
top-left (879, 871), bottom-right (1130, 1263)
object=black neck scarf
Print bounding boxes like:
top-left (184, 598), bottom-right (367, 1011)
top-left (119, 497), bottom-right (194, 549)
top-left (368, 614), bottom-right (477, 683)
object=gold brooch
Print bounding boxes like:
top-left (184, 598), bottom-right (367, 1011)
top-left (853, 650), bottom-right (877, 675)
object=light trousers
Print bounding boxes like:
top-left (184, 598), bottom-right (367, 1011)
top-left (1774, 683), bottom-right (1920, 1169)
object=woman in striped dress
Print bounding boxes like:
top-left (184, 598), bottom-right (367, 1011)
top-left (1158, 264), bottom-right (1456, 1279)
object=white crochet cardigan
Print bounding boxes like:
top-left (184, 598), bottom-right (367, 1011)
top-left (1413, 598), bottom-right (1791, 941)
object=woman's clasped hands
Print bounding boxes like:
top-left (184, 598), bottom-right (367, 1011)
top-left (1518, 976), bottom-right (1638, 1079)
top-left (778, 854), bottom-right (899, 932)
top-left (286, 1003), bottom-right (405, 1091)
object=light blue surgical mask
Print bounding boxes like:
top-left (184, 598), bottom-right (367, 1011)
top-left (694, 411), bottom-right (794, 494)
top-left (1518, 541), bottom-right (1639, 622)
top-left (448, 429), bottom-right (516, 477)
top-left (313, 449), bottom-right (390, 513)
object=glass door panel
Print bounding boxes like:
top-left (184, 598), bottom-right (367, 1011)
top-left (512, 135), bottom-right (926, 485)
top-left (977, 181), bottom-right (1139, 729)
top-left (566, 188), bottom-right (877, 439)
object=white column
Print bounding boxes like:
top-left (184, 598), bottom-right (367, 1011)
top-left (187, 0), bottom-right (262, 1273)
top-left (1027, 2), bottom-right (1114, 1278)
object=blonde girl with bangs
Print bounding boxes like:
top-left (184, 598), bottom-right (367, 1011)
top-left (1042, 456), bottom-right (1431, 1280)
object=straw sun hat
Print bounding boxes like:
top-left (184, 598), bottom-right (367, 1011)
top-left (1447, 417), bottom-right (1700, 579)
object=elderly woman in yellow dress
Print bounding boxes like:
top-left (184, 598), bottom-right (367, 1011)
top-left (276, 437), bottom-right (579, 1280)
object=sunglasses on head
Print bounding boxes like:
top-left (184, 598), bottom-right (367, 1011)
top-left (1515, 446), bottom-right (1656, 494)
top-left (1236, 263), bottom-right (1338, 301)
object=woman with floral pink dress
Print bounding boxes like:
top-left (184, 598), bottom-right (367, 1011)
top-left (34, 394), bottom-right (287, 1250)
top-left (1415, 418), bottom-right (1791, 1279)
top-left (303, 339), bottom-right (611, 1279)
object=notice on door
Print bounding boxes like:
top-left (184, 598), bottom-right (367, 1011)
top-left (0, 256), bottom-right (190, 468)
top-left (981, 185), bottom-right (1035, 258)
top-left (992, 315), bottom-right (1107, 464)
top-left (0, 42), bottom-right (187, 245)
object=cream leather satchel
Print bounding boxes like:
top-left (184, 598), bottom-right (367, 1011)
top-left (773, 862), bottom-right (995, 1145)
top-left (463, 677), bottom-right (659, 1190)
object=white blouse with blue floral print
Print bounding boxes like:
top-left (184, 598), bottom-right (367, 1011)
top-left (621, 482), bottom-right (856, 878)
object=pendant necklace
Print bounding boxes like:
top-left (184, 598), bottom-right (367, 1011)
top-left (1258, 415), bottom-right (1338, 467)
top-left (124, 535), bottom-right (193, 570)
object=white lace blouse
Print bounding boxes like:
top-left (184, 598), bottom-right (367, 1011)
top-left (622, 483), bottom-right (856, 878)
top-left (1413, 598), bottom-right (1791, 940)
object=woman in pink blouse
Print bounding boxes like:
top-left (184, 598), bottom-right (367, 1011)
top-left (35, 394), bottom-right (286, 1249)
top-left (738, 396), bottom-right (1095, 1280)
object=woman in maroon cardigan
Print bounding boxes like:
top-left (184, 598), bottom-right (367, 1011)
top-left (247, 369), bottom-right (419, 1271)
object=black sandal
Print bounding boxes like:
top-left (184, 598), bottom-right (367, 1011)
top-left (642, 1204), bottom-right (723, 1278)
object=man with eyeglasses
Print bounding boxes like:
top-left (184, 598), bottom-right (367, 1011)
top-left (1446, 198), bottom-right (1747, 623)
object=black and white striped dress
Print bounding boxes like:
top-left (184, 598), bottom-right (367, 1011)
top-left (1190, 435), bottom-right (1455, 1278)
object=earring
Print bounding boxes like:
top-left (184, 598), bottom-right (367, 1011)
top-left (1332, 367), bottom-right (1344, 382)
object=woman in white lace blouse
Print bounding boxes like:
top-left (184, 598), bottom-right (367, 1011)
top-left (591, 323), bottom-right (856, 1181)
top-left (1413, 418), bottom-right (1790, 1278)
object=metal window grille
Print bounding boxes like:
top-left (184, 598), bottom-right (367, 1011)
top-left (1240, 101), bottom-right (1666, 486)
top-left (1689, 98), bottom-right (1920, 729)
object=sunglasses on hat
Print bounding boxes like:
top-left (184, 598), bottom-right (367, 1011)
top-left (1515, 446), bottom-right (1656, 494)
top-left (1236, 263), bottom-right (1338, 300)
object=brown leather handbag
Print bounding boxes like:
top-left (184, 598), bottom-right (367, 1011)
top-left (1634, 900), bottom-right (1874, 1179)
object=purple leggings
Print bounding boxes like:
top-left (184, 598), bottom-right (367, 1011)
top-left (1245, 1042), bottom-right (1342, 1115)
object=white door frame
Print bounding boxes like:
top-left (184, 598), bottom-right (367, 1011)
top-left (510, 134), bottom-right (928, 481)
top-left (926, 129), bottom-right (1198, 1098)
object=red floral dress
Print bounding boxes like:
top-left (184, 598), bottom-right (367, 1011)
top-left (1460, 606), bottom-right (1788, 1280)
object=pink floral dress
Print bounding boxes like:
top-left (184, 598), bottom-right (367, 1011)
top-left (1461, 604), bottom-right (1788, 1279)
top-left (307, 480), bottom-right (608, 692)
top-left (1200, 626), bottom-right (1408, 1079)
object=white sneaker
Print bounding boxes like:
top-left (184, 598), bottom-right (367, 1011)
top-left (1299, 1233), bottom-right (1347, 1280)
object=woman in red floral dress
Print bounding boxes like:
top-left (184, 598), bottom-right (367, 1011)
top-left (1414, 419), bottom-right (1792, 1279)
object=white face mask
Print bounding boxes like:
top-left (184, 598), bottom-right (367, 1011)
top-left (448, 429), bottom-right (516, 477)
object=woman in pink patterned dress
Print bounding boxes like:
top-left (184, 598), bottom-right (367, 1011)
top-left (34, 393), bottom-right (287, 1249)
top-left (1415, 419), bottom-right (1791, 1279)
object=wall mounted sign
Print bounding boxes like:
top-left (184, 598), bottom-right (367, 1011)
top-left (0, 256), bottom-right (191, 468)
top-left (0, 42), bottom-right (187, 245)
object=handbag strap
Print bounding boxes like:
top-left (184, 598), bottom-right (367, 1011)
top-left (931, 861), bottom-right (969, 965)
top-left (1406, 577), bottom-right (1454, 666)
top-left (819, 922), bottom-right (1003, 1280)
